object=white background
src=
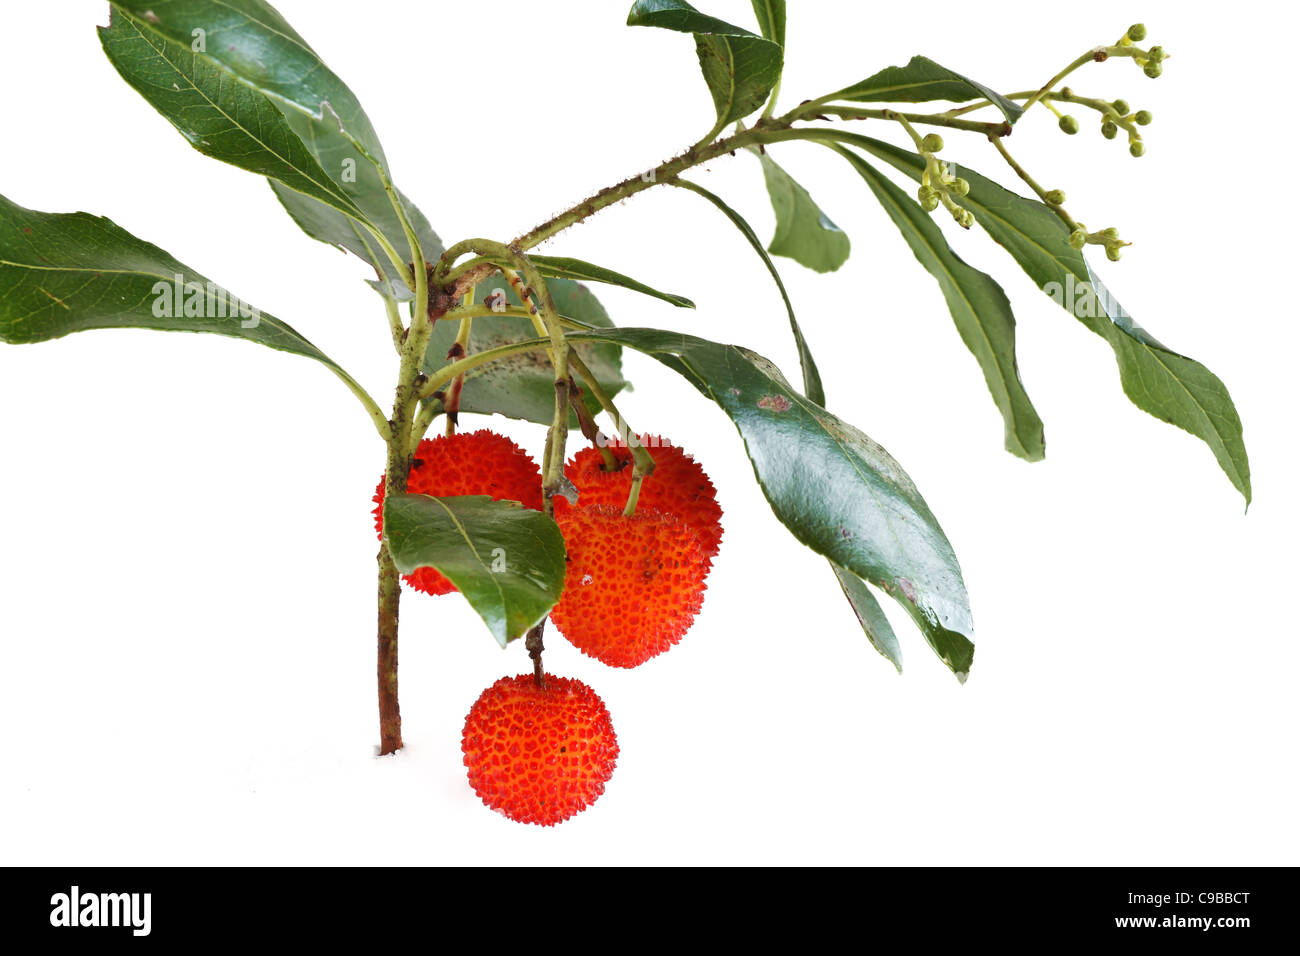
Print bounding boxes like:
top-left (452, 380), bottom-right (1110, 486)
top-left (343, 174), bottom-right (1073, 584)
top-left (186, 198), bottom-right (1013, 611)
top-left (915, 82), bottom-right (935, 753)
top-left (1, 0), bottom-right (1296, 865)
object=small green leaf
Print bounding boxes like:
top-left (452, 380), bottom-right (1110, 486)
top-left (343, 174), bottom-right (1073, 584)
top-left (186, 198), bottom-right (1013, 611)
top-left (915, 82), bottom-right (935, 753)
top-left (559, 328), bottom-right (974, 678)
top-left (422, 279), bottom-right (627, 427)
top-left (831, 563), bottom-right (902, 673)
top-left (673, 178), bottom-right (824, 405)
top-left (489, 255), bottom-right (695, 309)
top-left (827, 55), bottom-right (1024, 125)
top-left (840, 133), bottom-right (1251, 503)
top-left (750, 0), bottom-right (785, 46)
top-left (830, 147), bottom-right (1045, 462)
top-left (99, 10), bottom-right (363, 222)
top-left (382, 495), bottom-right (567, 646)
top-left (755, 151), bottom-right (851, 274)
top-left (628, 0), bottom-right (783, 132)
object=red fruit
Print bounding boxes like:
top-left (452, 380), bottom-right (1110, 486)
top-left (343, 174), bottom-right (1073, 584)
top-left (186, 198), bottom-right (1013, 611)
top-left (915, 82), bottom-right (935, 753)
top-left (462, 674), bottom-right (618, 826)
top-left (549, 501), bottom-right (709, 668)
top-left (565, 437), bottom-right (723, 562)
top-left (373, 430), bottom-right (543, 595)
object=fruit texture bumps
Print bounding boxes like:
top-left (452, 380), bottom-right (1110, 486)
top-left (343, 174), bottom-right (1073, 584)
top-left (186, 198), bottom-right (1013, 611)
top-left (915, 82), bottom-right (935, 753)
top-left (565, 437), bottom-right (723, 563)
top-left (549, 500), bottom-right (709, 668)
top-left (462, 674), bottom-right (618, 826)
top-left (373, 430), bottom-right (543, 595)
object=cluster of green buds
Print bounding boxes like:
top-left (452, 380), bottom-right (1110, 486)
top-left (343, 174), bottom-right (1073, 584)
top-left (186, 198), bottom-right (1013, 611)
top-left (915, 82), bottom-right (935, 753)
top-left (1118, 22), bottom-right (1166, 78)
top-left (1056, 87), bottom-right (1153, 157)
top-left (914, 134), bottom-right (974, 228)
top-left (1068, 224), bottom-right (1130, 261)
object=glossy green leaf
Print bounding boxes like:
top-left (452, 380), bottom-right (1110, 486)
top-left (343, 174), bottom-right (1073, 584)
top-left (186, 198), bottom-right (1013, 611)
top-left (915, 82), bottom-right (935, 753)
top-left (840, 133), bottom-right (1251, 503)
top-left (832, 563), bottom-right (902, 672)
top-left (750, 0), bottom-right (785, 46)
top-left (422, 279), bottom-right (627, 427)
top-left (558, 327), bottom-right (973, 678)
top-left (108, 0), bottom-right (441, 281)
top-left (628, 0), bottom-right (783, 131)
top-left (271, 183), bottom-right (443, 291)
top-left (673, 178), bottom-right (824, 405)
top-left (756, 151), bottom-right (851, 274)
top-left (0, 193), bottom-right (365, 382)
top-left (827, 55), bottom-right (1023, 125)
top-left (382, 495), bottom-right (567, 646)
top-left (484, 254), bottom-right (694, 309)
top-left (99, 9), bottom-right (362, 221)
top-left (830, 147), bottom-right (1045, 462)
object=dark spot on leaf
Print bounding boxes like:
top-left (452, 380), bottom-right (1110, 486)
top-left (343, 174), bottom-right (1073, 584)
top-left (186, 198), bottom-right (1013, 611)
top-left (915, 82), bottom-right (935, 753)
top-left (839, 526), bottom-right (852, 540)
top-left (757, 394), bottom-right (792, 412)
top-left (22, 227), bottom-right (31, 234)
top-left (898, 578), bottom-right (916, 602)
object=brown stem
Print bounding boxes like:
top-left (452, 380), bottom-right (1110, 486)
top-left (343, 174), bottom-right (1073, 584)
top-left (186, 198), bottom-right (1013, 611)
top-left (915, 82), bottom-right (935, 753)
top-left (377, 540), bottom-right (403, 754)
top-left (526, 621), bottom-right (547, 690)
top-left (375, 281), bottom-right (456, 754)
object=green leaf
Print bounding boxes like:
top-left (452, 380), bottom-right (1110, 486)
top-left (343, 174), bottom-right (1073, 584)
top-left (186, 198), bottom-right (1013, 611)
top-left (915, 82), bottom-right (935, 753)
top-left (750, 0), bottom-right (785, 46)
top-left (829, 147), bottom-right (1045, 462)
top-left (99, 9), bottom-right (362, 222)
top-left (1, 193), bottom-right (329, 362)
top-left (423, 279), bottom-right (627, 427)
top-left (382, 495), bottom-right (567, 646)
top-left (107, 0), bottom-right (440, 279)
top-left (673, 178), bottom-right (824, 405)
top-left (484, 254), bottom-right (694, 309)
top-left (559, 327), bottom-right (973, 678)
top-left (628, 0), bottom-right (783, 132)
top-left (755, 151), bottom-right (851, 274)
top-left (827, 55), bottom-right (1024, 125)
top-left (831, 562), bottom-right (902, 672)
top-left (271, 183), bottom-right (443, 291)
top-left (840, 133), bottom-right (1251, 503)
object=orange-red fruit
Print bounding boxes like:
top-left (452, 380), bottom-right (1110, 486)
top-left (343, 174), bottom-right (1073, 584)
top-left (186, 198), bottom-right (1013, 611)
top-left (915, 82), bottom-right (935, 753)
top-left (461, 674), bottom-right (618, 826)
top-left (549, 500), bottom-right (709, 668)
top-left (373, 430), bottom-right (543, 595)
top-left (565, 437), bottom-right (723, 562)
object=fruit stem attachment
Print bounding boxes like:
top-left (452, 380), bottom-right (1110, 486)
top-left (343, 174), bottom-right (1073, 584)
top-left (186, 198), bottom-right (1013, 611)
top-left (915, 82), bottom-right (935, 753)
top-left (525, 622), bottom-right (547, 690)
top-left (568, 351), bottom-right (656, 479)
top-left (623, 470), bottom-right (645, 518)
top-left (569, 378), bottom-right (620, 471)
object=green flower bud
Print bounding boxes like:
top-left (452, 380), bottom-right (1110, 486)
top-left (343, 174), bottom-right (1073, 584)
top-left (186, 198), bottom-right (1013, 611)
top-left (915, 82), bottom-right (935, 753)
top-left (959, 209), bottom-right (975, 229)
top-left (1129, 141), bottom-right (1146, 157)
top-left (1106, 244), bottom-right (1123, 262)
top-left (1100, 227), bottom-right (1120, 239)
top-left (1068, 229), bottom-right (1088, 250)
top-left (1148, 45), bottom-right (1165, 62)
top-left (1112, 99), bottom-right (1131, 115)
top-left (1059, 114), bottom-right (1080, 135)
top-left (1127, 23), bottom-right (1147, 42)
top-left (1134, 110), bottom-right (1152, 125)
top-left (1101, 121), bottom-right (1119, 139)
top-left (1144, 61), bottom-right (1163, 79)
top-left (918, 186), bottom-right (939, 212)
top-left (921, 133), bottom-right (944, 153)
top-left (950, 177), bottom-right (971, 197)
top-left (1045, 189), bottom-right (1066, 205)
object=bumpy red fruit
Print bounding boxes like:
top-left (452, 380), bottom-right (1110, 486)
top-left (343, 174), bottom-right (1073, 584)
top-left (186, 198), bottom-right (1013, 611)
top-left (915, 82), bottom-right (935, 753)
top-left (549, 500), bottom-right (709, 667)
top-left (373, 430), bottom-right (543, 595)
top-left (462, 674), bottom-right (618, 826)
top-left (565, 437), bottom-right (723, 562)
